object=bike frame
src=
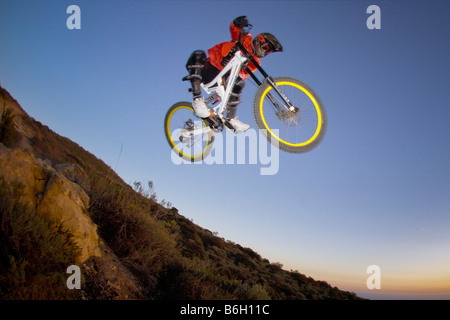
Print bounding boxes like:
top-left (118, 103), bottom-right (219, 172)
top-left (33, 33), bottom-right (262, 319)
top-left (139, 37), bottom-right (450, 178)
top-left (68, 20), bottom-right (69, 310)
top-left (200, 49), bottom-right (247, 118)
top-left (200, 41), bottom-right (296, 120)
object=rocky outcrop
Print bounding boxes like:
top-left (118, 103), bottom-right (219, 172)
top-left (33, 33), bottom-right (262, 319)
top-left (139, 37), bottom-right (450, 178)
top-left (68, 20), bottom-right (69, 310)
top-left (0, 145), bottom-right (100, 263)
top-left (0, 144), bottom-right (145, 298)
top-left (1, 86), bottom-right (145, 299)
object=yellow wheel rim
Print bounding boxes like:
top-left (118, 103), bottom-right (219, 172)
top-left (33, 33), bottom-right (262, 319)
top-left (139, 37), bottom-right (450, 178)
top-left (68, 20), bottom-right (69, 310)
top-left (166, 105), bottom-right (211, 161)
top-left (259, 81), bottom-right (323, 147)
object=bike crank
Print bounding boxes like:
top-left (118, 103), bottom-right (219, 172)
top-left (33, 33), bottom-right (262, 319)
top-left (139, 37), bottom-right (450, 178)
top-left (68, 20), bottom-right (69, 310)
top-left (204, 115), bottom-right (224, 132)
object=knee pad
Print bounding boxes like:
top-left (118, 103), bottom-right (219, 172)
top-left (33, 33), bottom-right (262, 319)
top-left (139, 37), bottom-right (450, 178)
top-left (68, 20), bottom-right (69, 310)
top-left (228, 79), bottom-right (245, 108)
top-left (186, 50), bottom-right (207, 72)
top-left (185, 50), bottom-right (207, 97)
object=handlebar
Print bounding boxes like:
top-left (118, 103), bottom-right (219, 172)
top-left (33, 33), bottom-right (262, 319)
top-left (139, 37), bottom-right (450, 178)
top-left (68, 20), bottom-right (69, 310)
top-left (220, 45), bottom-right (239, 66)
top-left (234, 41), bottom-right (270, 81)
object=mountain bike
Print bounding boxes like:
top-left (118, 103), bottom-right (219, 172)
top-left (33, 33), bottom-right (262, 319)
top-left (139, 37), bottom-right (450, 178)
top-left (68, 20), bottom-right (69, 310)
top-left (164, 41), bottom-right (327, 162)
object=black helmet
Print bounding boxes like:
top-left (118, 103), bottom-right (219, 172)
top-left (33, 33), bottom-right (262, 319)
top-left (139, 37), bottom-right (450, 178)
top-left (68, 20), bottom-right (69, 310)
top-left (252, 33), bottom-right (283, 58)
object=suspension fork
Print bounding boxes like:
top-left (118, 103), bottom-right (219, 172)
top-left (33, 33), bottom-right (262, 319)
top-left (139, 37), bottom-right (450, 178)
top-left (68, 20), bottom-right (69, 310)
top-left (265, 77), bottom-right (297, 112)
top-left (236, 41), bottom-right (297, 113)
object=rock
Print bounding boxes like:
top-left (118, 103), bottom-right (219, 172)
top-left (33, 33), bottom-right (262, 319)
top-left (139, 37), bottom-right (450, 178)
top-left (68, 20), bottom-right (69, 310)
top-left (0, 146), bottom-right (52, 207)
top-left (0, 146), bottom-right (101, 263)
top-left (1, 87), bottom-right (146, 298)
top-left (37, 168), bottom-right (101, 262)
top-left (55, 162), bottom-right (90, 193)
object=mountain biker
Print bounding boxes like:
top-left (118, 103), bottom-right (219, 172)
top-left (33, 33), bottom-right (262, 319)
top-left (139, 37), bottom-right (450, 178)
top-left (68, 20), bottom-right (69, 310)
top-left (185, 16), bottom-right (283, 133)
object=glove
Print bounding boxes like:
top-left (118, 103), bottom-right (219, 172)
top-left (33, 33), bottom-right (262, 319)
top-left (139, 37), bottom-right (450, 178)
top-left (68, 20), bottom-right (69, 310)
top-left (221, 46), bottom-right (238, 66)
top-left (233, 16), bottom-right (252, 29)
top-left (221, 56), bottom-right (231, 67)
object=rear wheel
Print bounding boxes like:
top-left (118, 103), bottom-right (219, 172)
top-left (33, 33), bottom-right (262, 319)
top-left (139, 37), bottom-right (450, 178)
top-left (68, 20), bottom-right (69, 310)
top-left (253, 77), bottom-right (327, 153)
top-left (164, 102), bottom-right (214, 162)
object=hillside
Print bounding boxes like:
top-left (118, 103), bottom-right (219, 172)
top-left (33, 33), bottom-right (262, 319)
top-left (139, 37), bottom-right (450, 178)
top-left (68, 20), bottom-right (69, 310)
top-left (0, 85), bottom-right (362, 300)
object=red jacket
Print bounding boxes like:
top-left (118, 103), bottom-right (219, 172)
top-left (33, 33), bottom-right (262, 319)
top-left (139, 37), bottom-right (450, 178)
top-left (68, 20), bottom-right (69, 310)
top-left (207, 21), bottom-right (261, 80)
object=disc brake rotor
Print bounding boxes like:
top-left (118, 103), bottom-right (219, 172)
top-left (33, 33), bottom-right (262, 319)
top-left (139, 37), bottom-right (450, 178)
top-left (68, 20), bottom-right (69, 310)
top-left (276, 110), bottom-right (300, 126)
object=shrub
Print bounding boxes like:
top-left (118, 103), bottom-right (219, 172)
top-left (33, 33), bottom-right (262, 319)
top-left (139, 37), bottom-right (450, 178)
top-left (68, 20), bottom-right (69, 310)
top-left (159, 257), bottom-right (237, 299)
top-left (0, 181), bottom-right (81, 299)
top-left (234, 283), bottom-right (271, 300)
top-left (88, 182), bottom-right (177, 296)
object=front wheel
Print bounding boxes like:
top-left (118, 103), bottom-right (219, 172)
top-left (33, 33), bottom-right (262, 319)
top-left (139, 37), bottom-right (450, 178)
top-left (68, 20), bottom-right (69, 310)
top-left (164, 102), bottom-right (214, 162)
top-left (253, 77), bottom-right (327, 153)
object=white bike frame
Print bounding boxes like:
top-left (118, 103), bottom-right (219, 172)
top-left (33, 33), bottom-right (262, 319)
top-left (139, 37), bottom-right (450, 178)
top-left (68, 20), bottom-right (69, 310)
top-left (180, 50), bottom-right (248, 140)
top-left (200, 50), bottom-right (248, 119)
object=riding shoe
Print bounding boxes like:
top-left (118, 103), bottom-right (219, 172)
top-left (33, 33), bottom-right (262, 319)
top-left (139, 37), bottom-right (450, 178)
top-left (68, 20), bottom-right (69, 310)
top-left (192, 97), bottom-right (211, 118)
top-left (227, 117), bottom-right (250, 133)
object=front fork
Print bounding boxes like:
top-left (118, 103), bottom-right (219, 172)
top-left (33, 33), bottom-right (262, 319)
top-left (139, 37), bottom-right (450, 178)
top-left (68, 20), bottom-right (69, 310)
top-left (236, 41), bottom-right (298, 114)
top-left (245, 66), bottom-right (298, 113)
top-left (265, 77), bottom-right (298, 113)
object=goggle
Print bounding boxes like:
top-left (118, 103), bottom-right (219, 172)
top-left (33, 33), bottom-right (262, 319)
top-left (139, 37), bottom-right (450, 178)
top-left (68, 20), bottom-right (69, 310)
top-left (257, 34), bottom-right (274, 54)
top-left (261, 41), bottom-right (273, 54)
top-left (241, 24), bottom-right (253, 35)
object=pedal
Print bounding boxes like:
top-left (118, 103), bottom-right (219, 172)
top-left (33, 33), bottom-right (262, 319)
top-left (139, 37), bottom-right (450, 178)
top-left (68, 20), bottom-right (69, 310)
top-left (224, 120), bottom-right (236, 132)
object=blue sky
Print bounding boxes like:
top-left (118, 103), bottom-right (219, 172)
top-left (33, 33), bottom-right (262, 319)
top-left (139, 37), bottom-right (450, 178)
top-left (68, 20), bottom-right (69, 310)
top-left (1, 0), bottom-right (449, 299)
